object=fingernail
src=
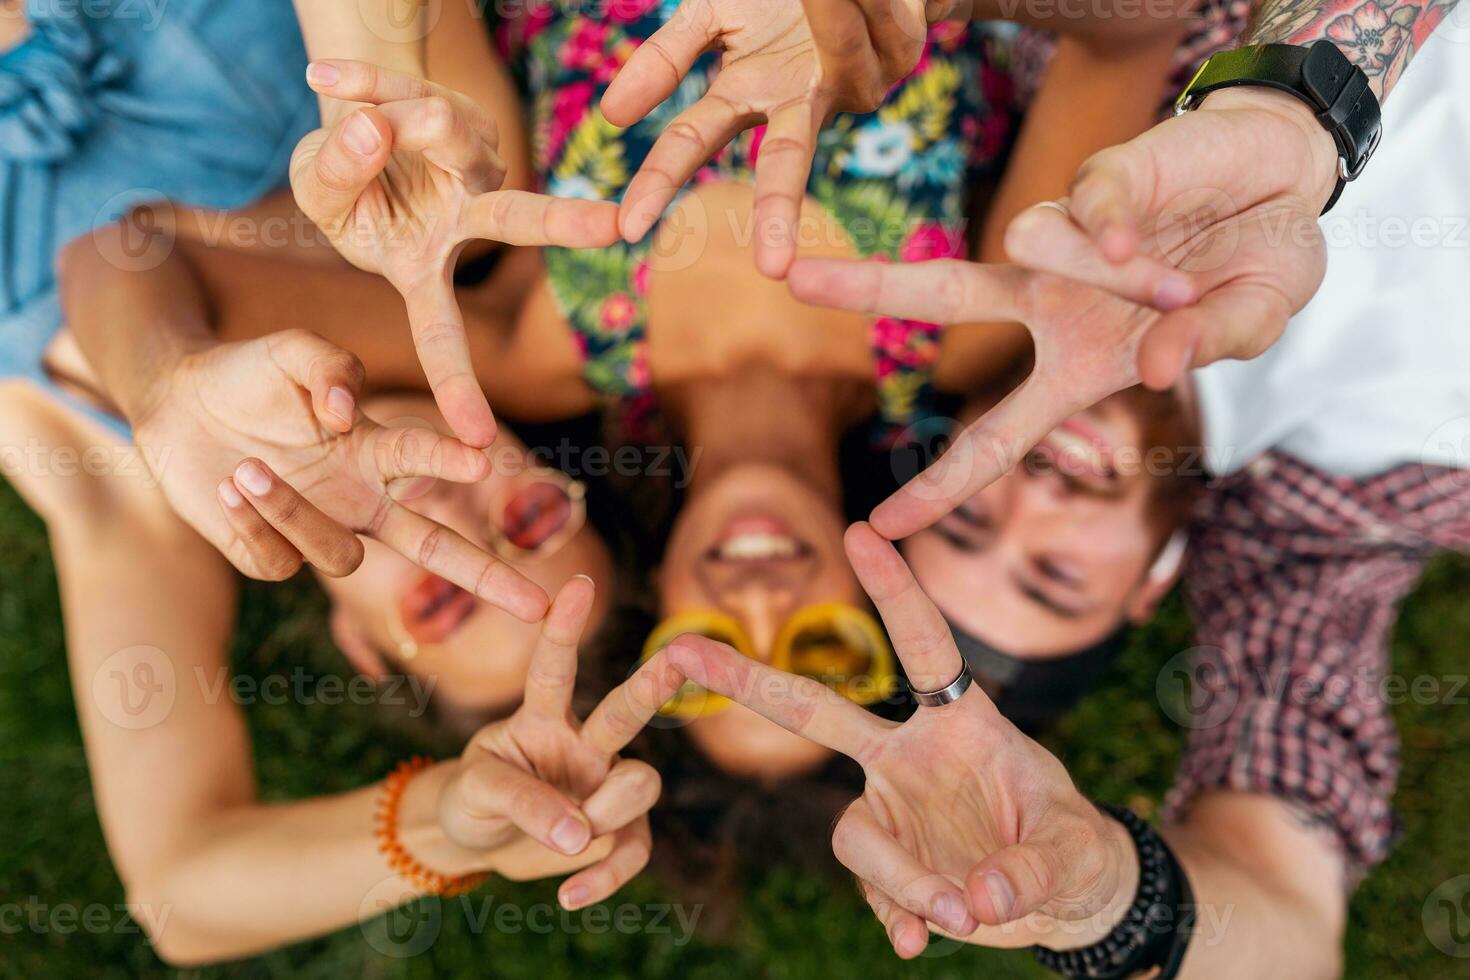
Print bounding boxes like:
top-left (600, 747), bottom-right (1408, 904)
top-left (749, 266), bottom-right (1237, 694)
top-left (984, 871), bottom-right (1016, 922)
top-left (573, 574), bottom-right (595, 585)
top-left (550, 816), bottom-right (589, 855)
top-left (931, 892), bottom-right (968, 934)
top-left (1152, 274), bottom-right (1194, 310)
top-left (344, 112), bottom-right (381, 156)
top-left (560, 885), bottom-right (590, 910)
top-left (218, 481), bottom-right (244, 508)
top-left (326, 386), bottom-right (355, 426)
top-left (306, 62), bottom-right (339, 87)
top-left (234, 461), bottom-right (272, 497)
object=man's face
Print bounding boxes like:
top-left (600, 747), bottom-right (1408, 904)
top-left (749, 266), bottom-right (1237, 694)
top-left (905, 394), bottom-right (1162, 659)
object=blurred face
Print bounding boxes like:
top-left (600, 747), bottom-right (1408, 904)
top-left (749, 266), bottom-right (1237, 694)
top-left (319, 397), bottom-right (612, 723)
top-left (658, 463), bottom-right (863, 780)
top-left (905, 394), bottom-right (1163, 662)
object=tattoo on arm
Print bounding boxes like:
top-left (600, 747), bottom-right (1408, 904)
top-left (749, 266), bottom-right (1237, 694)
top-left (1246, 0), bottom-right (1459, 99)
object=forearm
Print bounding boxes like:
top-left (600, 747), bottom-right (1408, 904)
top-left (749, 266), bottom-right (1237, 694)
top-left (1163, 794), bottom-right (1346, 978)
top-left (1245, 0), bottom-right (1458, 100)
top-left (56, 222), bottom-right (213, 426)
top-left (292, 0), bottom-right (427, 125)
top-left (952, 0), bottom-right (1201, 46)
top-left (133, 762), bottom-right (488, 965)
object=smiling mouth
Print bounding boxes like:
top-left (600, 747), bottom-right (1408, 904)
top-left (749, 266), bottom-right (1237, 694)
top-left (706, 515), bottom-right (814, 563)
top-left (398, 573), bottom-right (477, 645)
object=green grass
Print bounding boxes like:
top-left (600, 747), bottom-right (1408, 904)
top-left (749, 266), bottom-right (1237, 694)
top-left (2, 477), bottom-right (1467, 978)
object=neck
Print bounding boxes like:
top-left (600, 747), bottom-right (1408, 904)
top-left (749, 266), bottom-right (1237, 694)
top-left (662, 368), bottom-right (858, 499)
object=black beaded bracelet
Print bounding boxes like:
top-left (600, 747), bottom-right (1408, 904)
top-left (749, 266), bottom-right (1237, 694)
top-left (1032, 804), bottom-right (1195, 979)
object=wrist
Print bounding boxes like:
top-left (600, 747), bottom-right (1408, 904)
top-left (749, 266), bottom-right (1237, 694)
top-left (116, 329), bottom-right (213, 431)
top-left (1193, 78), bottom-right (1349, 211)
top-left (395, 760), bottom-right (495, 880)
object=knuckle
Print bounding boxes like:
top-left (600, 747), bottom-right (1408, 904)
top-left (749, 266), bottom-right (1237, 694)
top-left (420, 96), bottom-right (458, 138)
top-left (415, 525), bottom-right (445, 569)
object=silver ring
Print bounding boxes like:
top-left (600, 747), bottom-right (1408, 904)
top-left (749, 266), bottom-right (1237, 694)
top-left (908, 662), bottom-right (973, 707)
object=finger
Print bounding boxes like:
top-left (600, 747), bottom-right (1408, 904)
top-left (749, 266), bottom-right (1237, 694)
top-left (370, 502), bottom-right (550, 622)
top-left (217, 479), bottom-right (303, 582)
top-left (308, 59), bottom-right (437, 109)
top-left (1137, 278), bottom-right (1297, 390)
top-left (522, 576), bottom-right (596, 719)
top-left (868, 373), bottom-right (1063, 539)
top-left (1067, 143), bottom-right (1153, 264)
top-left (751, 102), bottom-right (820, 280)
top-left (965, 840), bottom-right (1066, 927)
top-left (402, 280), bottom-right (497, 449)
top-left (618, 96), bottom-right (745, 243)
top-left (580, 759), bottom-right (662, 838)
top-left (842, 523), bottom-right (975, 696)
top-left (265, 329), bottom-right (365, 433)
top-left (465, 190), bottom-right (620, 248)
top-left (668, 636), bottom-right (892, 760)
top-left (441, 755), bottom-right (592, 855)
top-left (600, 0), bottom-right (717, 127)
top-left (289, 109), bottom-right (392, 230)
top-left (371, 422), bottom-right (492, 484)
top-left (375, 99), bottom-right (506, 193)
top-left (230, 459), bottom-right (365, 578)
top-left (787, 257), bottom-right (1025, 325)
top-left (1003, 203), bottom-right (1197, 313)
top-left (860, 881), bottom-right (932, 960)
top-left (578, 647), bottom-right (693, 755)
top-left (557, 820), bottom-right (653, 911)
top-left (832, 805), bottom-right (976, 937)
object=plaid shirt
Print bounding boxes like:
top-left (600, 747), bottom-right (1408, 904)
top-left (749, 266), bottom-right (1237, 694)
top-left (1163, 453), bottom-right (1470, 884)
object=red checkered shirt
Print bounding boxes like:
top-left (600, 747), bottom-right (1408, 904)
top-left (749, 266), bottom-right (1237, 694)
top-left (1163, 452), bottom-right (1470, 885)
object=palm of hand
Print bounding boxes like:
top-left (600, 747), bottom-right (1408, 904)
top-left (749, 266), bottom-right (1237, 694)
top-left (704, 3), bottom-right (825, 114)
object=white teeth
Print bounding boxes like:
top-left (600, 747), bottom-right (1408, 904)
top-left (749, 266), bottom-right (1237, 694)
top-left (717, 532), bottom-right (801, 561)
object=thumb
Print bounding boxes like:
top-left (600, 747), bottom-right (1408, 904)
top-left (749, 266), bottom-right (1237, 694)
top-left (290, 108), bottom-right (392, 231)
top-left (964, 840), bottom-right (1065, 927)
top-left (265, 330), bottom-right (366, 433)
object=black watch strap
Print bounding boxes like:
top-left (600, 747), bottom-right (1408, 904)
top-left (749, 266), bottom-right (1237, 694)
top-left (1174, 40), bottom-right (1383, 214)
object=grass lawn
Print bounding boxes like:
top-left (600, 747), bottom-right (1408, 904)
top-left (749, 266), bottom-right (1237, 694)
top-left (2, 477), bottom-right (1467, 978)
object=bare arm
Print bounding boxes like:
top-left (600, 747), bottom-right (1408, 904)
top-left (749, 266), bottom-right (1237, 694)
top-left (1163, 794), bottom-right (1345, 978)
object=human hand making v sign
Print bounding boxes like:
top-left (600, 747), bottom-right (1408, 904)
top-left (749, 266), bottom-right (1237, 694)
top-left (291, 61), bottom-right (620, 448)
top-left (603, 0), bottom-right (932, 278)
top-left (623, 523), bottom-right (1138, 956)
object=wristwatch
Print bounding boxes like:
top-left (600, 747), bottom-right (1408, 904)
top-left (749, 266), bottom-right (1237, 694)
top-left (1174, 40), bottom-right (1383, 213)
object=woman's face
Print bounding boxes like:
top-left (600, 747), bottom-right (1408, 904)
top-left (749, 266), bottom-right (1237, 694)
top-left (657, 462), bottom-right (863, 779)
top-left (318, 397), bottom-right (612, 723)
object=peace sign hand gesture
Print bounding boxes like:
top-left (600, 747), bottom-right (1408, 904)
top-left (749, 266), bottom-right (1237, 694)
top-left (788, 256), bottom-right (1166, 539)
top-left (631, 524), bottom-right (1137, 956)
top-left (438, 576), bottom-right (698, 908)
top-left (291, 61), bottom-right (621, 448)
top-left (605, 0), bottom-right (878, 279)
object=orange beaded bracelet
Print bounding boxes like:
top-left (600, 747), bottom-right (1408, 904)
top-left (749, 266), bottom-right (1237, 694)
top-left (374, 756), bottom-right (489, 898)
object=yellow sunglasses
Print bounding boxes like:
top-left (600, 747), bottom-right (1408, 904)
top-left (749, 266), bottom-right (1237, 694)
top-left (640, 603), bottom-right (899, 719)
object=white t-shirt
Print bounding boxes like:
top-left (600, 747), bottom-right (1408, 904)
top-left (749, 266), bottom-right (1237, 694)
top-left (1194, 25), bottom-right (1470, 478)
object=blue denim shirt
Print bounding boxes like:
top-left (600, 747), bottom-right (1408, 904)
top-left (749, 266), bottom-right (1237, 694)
top-left (0, 0), bottom-right (317, 434)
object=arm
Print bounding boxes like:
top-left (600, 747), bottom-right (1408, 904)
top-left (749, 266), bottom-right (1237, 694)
top-left (1246, 0), bottom-right (1458, 99)
top-left (938, 32), bottom-right (1185, 392)
top-left (291, 0), bottom-right (428, 125)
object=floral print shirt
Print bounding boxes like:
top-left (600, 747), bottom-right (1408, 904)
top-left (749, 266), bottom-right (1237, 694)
top-left (495, 2), bottom-right (1024, 441)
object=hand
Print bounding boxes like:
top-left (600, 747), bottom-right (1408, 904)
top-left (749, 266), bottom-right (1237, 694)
top-left (291, 60), bottom-right (620, 447)
top-left (604, 0), bottom-right (928, 278)
top-left (788, 252), bottom-right (1164, 538)
top-left (636, 524), bottom-right (1137, 956)
top-left (134, 329), bottom-right (549, 621)
top-left (437, 577), bottom-right (669, 908)
top-left (1002, 86), bottom-right (1340, 390)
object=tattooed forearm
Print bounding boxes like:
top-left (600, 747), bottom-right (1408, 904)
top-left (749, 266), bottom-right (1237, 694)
top-left (1246, 0), bottom-right (1459, 99)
